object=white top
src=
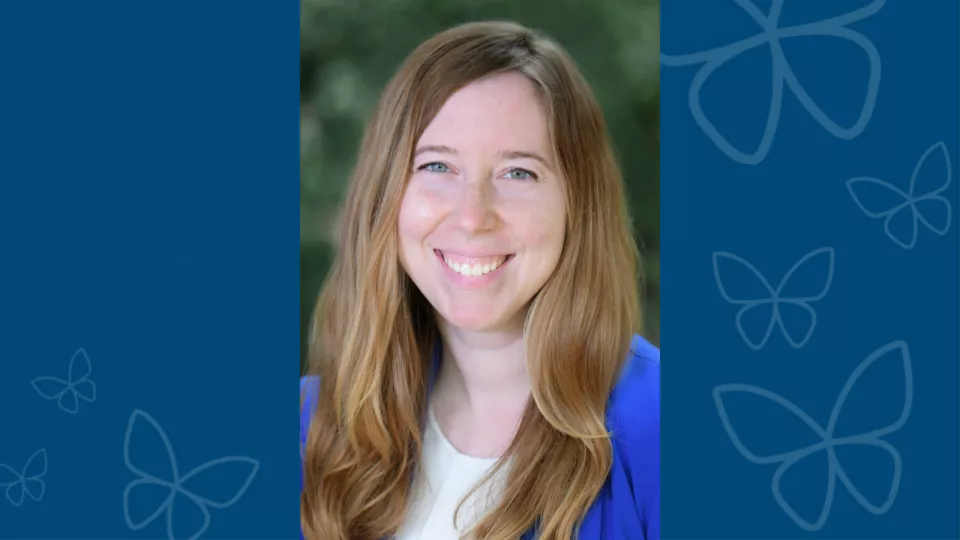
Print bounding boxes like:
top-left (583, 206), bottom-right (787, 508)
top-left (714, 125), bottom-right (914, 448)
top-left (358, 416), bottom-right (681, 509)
top-left (395, 408), bottom-right (510, 540)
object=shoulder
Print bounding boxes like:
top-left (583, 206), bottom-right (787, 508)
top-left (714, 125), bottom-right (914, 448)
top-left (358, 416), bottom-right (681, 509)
top-left (301, 375), bottom-right (320, 399)
top-left (300, 375), bottom-right (321, 409)
top-left (609, 334), bottom-right (660, 428)
top-left (606, 334), bottom-right (660, 534)
top-left (300, 375), bottom-right (321, 445)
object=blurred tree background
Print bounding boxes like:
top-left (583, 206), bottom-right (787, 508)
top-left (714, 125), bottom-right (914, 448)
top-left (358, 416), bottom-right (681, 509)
top-left (301, 0), bottom-right (660, 371)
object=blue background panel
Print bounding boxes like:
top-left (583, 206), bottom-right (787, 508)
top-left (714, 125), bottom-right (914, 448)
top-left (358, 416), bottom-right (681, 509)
top-left (662, 1), bottom-right (959, 538)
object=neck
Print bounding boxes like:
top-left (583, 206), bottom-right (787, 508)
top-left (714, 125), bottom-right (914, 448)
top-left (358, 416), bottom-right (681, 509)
top-left (433, 320), bottom-right (531, 416)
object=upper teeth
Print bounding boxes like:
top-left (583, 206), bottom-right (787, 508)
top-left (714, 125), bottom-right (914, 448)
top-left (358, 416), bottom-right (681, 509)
top-left (442, 252), bottom-right (507, 277)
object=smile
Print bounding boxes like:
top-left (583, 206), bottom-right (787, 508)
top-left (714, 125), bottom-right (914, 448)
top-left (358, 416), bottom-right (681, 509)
top-left (434, 249), bottom-right (514, 278)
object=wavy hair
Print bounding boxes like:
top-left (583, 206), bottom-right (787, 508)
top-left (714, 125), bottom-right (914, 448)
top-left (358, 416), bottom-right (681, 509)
top-left (301, 20), bottom-right (642, 540)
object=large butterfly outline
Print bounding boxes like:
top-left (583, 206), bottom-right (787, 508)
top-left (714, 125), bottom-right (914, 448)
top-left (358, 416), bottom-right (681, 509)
top-left (713, 247), bottom-right (835, 350)
top-left (123, 409), bottom-right (259, 540)
top-left (846, 140), bottom-right (952, 250)
top-left (713, 340), bottom-right (912, 531)
top-left (31, 347), bottom-right (97, 414)
top-left (660, 0), bottom-right (885, 165)
top-left (0, 448), bottom-right (47, 507)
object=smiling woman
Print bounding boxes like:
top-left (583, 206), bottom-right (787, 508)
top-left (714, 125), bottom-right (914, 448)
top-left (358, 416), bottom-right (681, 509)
top-left (400, 71), bottom-right (566, 332)
top-left (300, 20), bottom-right (660, 540)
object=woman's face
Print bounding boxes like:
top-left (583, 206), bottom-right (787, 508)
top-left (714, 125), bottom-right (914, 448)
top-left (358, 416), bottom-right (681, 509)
top-left (398, 72), bottom-right (567, 333)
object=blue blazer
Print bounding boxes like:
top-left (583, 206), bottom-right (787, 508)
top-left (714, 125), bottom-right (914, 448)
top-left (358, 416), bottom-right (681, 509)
top-left (300, 334), bottom-right (660, 540)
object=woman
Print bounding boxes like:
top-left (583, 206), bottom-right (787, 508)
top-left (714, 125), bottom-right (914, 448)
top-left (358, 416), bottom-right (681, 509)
top-left (300, 20), bottom-right (660, 540)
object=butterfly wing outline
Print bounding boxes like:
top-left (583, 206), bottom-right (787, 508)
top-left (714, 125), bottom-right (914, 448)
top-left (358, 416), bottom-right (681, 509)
top-left (169, 453), bottom-right (259, 540)
top-left (714, 248), bottom-right (833, 350)
top-left (0, 461), bottom-right (22, 506)
top-left (714, 384), bottom-right (834, 530)
top-left (661, 7), bottom-right (782, 165)
top-left (774, 247), bottom-right (835, 349)
top-left (661, 0), bottom-right (886, 164)
top-left (123, 409), bottom-right (259, 540)
top-left (846, 176), bottom-right (915, 248)
top-left (825, 340), bottom-right (912, 515)
top-left (777, 0), bottom-right (884, 141)
top-left (770, 449), bottom-right (837, 531)
top-left (713, 252), bottom-right (778, 350)
top-left (165, 491), bottom-right (213, 540)
top-left (123, 409), bottom-right (180, 533)
top-left (715, 340), bottom-right (912, 531)
top-left (847, 141), bottom-right (952, 249)
top-left (68, 348), bottom-right (97, 404)
top-left (0, 448), bottom-right (47, 507)
top-left (908, 141), bottom-right (952, 237)
top-left (30, 348), bottom-right (96, 414)
top-left (19, 448), bottom-right (47, 504)
top-left (31, 376), bottom-right (70, 403)
top-left (178, 456), bottom-right (260, 510)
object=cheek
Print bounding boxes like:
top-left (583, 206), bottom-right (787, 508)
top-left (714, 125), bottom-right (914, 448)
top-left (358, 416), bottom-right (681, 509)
top-left (398, 186), bottom-right (445, 251)
top-left (514, 198), bottom-right (566, 252)
top-left (510, 203), bottom-right (566, 274)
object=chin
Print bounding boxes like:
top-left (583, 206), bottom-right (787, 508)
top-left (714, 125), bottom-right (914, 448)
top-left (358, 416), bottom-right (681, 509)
top-left (438, 308), bottom-right (509, 332)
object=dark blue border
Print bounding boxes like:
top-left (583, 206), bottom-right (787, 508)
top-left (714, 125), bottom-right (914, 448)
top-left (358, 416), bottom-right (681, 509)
top-left (0, 2), bottom-right (300, 538)
top-left (661, 1), bottom-right (959, 538)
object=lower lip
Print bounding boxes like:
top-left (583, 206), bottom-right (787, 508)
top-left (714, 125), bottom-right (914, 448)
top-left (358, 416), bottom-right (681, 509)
top-left (435, 250), bottom-right (513, 289)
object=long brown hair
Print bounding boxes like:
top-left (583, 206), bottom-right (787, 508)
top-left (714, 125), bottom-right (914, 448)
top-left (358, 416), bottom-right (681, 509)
top-left (301, 20), bottom-right (642, 540)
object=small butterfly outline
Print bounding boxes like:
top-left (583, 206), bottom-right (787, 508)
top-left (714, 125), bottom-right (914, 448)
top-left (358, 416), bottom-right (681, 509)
top-left (661, 0), bottom-right (885, 165)
top-left (31, 347), bottom-right (97, 414)
top-left (0, 448), bottom-right (47, 507)
top-left (713, 247), bottom-right (834, 350)
top-left (846, 140), bottom-right (952, 250)
top-left (713, 340), bottom-right (912, 531)
top-left (123, 409), bottom-right (259, 540)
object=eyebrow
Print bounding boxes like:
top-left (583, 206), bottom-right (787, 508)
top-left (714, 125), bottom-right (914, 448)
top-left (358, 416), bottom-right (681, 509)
top-left (414, 145), bottom-right (554, 171)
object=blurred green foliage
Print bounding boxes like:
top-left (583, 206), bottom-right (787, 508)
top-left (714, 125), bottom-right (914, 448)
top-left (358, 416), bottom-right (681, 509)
top-left (301, 0), bottom-right (660, 369)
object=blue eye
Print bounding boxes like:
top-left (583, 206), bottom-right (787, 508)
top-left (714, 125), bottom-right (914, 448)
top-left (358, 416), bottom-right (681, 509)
top-left (419, 162), bottom-right (451, 173)
top-left (504, 168), bottom-right (538, 181)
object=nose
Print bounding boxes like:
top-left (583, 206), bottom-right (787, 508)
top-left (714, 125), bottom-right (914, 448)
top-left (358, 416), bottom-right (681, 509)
top-left (453, 180), bottom-right (498, 233)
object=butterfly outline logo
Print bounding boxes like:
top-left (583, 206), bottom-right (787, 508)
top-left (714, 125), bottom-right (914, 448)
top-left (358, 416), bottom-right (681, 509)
top-left (31, 347), bottom-right (97, 414)
top-left (846, 140), bottom-right (952, 250)
top-left (660, 0), bottom-right (885, 165)
top-left (0, 448), bottom-right (48, 507)
top-left (123, 409), bottom-right (260, 540)
top-left (713, 340), bottom-right (912, 531)
top-left (713, 247), bottom-right (835, 350)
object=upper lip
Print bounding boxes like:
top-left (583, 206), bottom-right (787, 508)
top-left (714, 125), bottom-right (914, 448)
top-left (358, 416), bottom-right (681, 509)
top-left (435, 249), bottom-right (513, 258)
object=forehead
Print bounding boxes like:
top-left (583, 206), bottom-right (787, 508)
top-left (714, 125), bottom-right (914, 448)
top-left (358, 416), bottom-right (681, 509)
top-left (417, 72), bottom-right (551, 152)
